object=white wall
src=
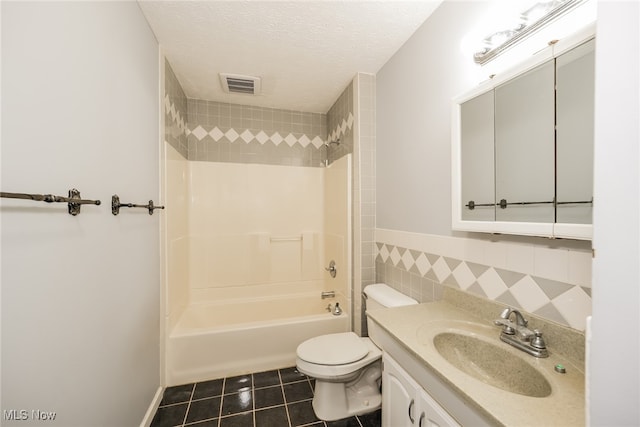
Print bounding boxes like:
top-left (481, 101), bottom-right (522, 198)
top-left (1, 3), bottom-right (160, 426)
top-left (376, 1), bottom-right (487, 236)
top-left (590, 1), bottom-right (640, 424)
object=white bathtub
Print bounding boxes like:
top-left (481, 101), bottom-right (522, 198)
top-left (167, 293), bottom-right (349, 385)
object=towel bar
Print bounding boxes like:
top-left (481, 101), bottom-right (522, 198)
top-left (1, 189), bottom-right (101, 216)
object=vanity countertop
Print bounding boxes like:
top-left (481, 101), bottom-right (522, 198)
top-left (367, 301), bottom-right (585, 426)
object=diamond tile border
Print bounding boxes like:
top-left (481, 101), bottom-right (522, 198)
top-left (165, 68), bottom-right (356, 168)
top-left (165, 60), bottom-right (189, 158)
top-left (328, 112), bottom-right (354, 144)
top-left (376, 242), bottom-right (591, 331)
top-left (165, 94), bottom-right (188, 137)
top-left (186, 125), bottom-right (326, 150)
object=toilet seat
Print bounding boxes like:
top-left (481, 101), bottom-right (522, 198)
top-left (297, 332), bottom-right (369, 365)
top-left (296, 336), bottom-right (382, 380)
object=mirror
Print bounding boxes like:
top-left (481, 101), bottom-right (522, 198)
top-left (460, 91), bottom-right (494, 221)
top-left (494, 60), bottom-right (555, 224)
top-left (556, 38), bottom-right (595, 225)
top-left (452, 28), bottom-right (594, 240)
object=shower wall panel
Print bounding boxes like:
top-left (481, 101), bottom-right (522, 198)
top-left (324, 154), bottom-right (352, 308)
top-left (165, 143), bottom-right (190, 331)
top-left (188, 161), bottom-right (325, 298)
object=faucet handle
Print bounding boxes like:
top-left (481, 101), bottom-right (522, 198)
top-left (515, 326), bottom-right (535, 340)
top-left (493, 318), bottom-right (516, 335)
top-left (530, 329), bottom-right (547, 350)
top-left (333, 302), bottom-right (343, 316)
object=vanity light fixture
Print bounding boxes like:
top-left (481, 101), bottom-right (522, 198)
top-left (474, 0), bottom-right (586, 64)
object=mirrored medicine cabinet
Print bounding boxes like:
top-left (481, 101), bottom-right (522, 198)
top-left (451, 25), bottom-right (595, 240)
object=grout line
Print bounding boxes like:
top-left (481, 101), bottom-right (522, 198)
top-left (181, 383), bottom-right (196, 427)
top-left (184, 416), bottom-right (217, 427)
top-left (216, 378), bottom-right (226, 427)
top-left (255, 403), bottom-right (287, 412)
top-left (278, 370), bottom-right (293, 427)
top-left (158, 401), bottom-right (189, 409)
top-left (190, 395), bottom-right (223, 403)
top-left (286, 397), bottom-right (314, 405)
top-left (252, 372), bottom-right (256, 427)
top-left (254, 382), bottom-right (284, 391)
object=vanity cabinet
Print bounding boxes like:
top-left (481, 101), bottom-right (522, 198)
top-left (452, 25), bottom-right (595, 240)
top-left (382, 354), bottom-right (460, 427)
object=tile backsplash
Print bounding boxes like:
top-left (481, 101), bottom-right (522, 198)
top-left (375, 228), bottom-right (592, 331)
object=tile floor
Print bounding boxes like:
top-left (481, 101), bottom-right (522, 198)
top-left (151, 366), bottom-right (381, 427)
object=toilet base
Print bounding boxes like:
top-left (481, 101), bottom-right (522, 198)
top-left (310, 361), bottom-right (382, 421)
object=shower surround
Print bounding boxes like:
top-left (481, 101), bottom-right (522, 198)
top-left (163, 60), bottom-right (355, 384)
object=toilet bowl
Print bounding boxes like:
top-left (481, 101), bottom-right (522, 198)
top-left (296, 283), bottom-right (418, 421)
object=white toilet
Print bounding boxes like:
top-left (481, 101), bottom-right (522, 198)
top-left (296, 283), bottom-right (418, 421)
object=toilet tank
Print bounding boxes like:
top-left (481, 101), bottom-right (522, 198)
top-left (363, 283), bottom-right (418, 348)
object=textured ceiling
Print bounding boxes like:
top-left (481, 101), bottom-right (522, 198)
top-left (138, 1), bottom-right (442, 113)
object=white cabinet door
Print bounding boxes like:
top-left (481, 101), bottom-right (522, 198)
top-left (382, 354), bottom-right (418, 427)
top-left (416, 388), bottom-right (460, 427)
top-left (383, 354), bottom-right (460, 427)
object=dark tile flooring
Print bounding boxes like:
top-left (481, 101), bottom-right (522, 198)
top-left (151, 367), bottom-right (381, 427)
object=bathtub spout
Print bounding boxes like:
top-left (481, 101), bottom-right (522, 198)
top-left (321, 291), bottom-right (336, 299)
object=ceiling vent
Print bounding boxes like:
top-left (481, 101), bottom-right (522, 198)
top-left (219, 73), bottom-right (261, 95)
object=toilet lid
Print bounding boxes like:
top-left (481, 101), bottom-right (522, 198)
top-left (297, 332), bottom-right (369, 365)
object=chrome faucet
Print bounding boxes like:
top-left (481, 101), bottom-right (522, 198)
top-left (494, 307), bottom-right (548, 358)
top-left (321, 291), bottom-right (335, 299)
top-left (496, 308), bottom-right (529, 337)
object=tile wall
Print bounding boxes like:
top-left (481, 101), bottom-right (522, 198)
top-left (326, 81), bottom-right (354, 165)
top-left (164, 60), bottom-right (188, 158)
top-left (186, 101), bottom-right (327, 167)
top-left (164, 59), bottom-right (331, 168)
top-left (352, 74), bottom-right (376, 336)
top-left (375, 229), bottom-right (592, 331)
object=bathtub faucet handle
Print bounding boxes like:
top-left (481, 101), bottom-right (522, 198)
top-left (325, 260), bottom-right (337, 278)
top-left (333, 302), bottom-right (342, 316)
